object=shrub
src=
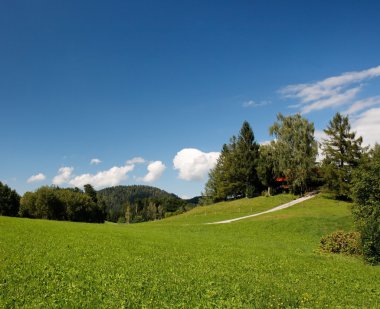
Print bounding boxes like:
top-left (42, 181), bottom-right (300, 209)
top-left (319, 231), bottom-right (361, 255)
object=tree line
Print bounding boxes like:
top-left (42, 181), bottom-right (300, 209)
top-left (0, 184), bottom-right (192, 224)
top-left (19, 185), bottom-right (106, 222)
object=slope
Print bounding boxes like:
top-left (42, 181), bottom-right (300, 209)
top-left (1, 194), bottom-right (379, 308)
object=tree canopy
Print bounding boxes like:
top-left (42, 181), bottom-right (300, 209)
top-left (19, 186), bottom-right (105, 223)
top-left (269, 113), bottom-right (318, 195)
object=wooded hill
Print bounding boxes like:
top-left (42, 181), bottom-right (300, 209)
top-left (98, 185), bottom-right (190, 222)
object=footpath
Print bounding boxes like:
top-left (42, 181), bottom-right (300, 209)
top-left (207, 193), bottom-right (317, 225)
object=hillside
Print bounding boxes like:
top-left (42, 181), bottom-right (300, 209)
top-left (97, 185), bottom-right (184, 221)
top-left (1, 194), bottom-right (379, 307)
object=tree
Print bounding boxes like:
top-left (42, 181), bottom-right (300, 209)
top-left (321, 112), bottom-right (363, 199)
top-left (146, 201), bottom-right (157, 221)
top-left (235, 121), bottom-right (260, 197)
top-left (34, 186), bottom-right (65, 220)
top-left (125, 203), bottom-right (132, 223)
top-left (19, 191), bottom-right (37, 217)
top-left (84, 184), bottom-right (98, 203)
top-left (270, 113), bottom-right (318, 195)
top-left (0, 181), bottom-right (20, 216)
top-left (351, 144), bottom-right (380, 264)
top-left (257, 143), bottom-right (277, 196)
top-left (204, 143), bottom-right (236, 202)
top-left (203, 121), bottom-right (260, 202)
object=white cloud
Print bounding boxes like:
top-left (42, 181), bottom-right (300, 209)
top-left (314, 129), bottom-right (327, 143)
top-left (300, 86), bottom-right (361, 114)
top-left (314, 130), bottom-right (327, 162)
top-left (242, 100), bottom-right (271, 108)
top-left (52, 167), bottom-right (74, 185)
top-left (281, 65), bottom-right (380, 114)
top-left (126, 157), bottom-right (145, 164)
top-left (352, 107), bottom-right (380, 147)
top-left (27, 173), bottom-right (46, 183)
top-left (173, 148), bottom-right (220, 181)
top-left (69, 165), bottom-right (135, 189)
top-left (343, 96), bottom-right (380, 115)
top-left (259, 140), bottom-right (272, 145)
top-left (90, 158), bottom-right (102, 165)
top-left (140, 161), bottom-right (166, 183)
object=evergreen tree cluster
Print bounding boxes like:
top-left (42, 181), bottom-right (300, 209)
top-left (204, 121), bottom-right (260, 202)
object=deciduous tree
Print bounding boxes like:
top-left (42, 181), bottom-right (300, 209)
top-left (270, 113), bottom-right (318, 195)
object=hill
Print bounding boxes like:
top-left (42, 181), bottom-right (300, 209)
top-left (97, 185), bottom-right (185, 222)
top-left (1, 194), bottom-right (379, 307)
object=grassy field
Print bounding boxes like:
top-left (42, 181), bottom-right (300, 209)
top-left (1, 194), bottom-right (379, 308)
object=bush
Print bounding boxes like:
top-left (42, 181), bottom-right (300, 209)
top-left (117, 216), bottom-right (126, 223)
top-left (319, 231), bottom-right (361, 255)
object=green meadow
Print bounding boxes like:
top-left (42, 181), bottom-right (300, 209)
top-left (1, 194), bottom-right (379, 308)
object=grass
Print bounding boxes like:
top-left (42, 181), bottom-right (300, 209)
top-left (1, 194), bottom-right (379, 308)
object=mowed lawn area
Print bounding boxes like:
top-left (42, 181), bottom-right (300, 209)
top-left (1, 194), bottom-right (379, 308)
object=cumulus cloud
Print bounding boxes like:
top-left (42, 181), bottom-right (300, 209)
top-left (27, 173), bottom-right (46, 183)
top-left (140, 161), bottom-right (166, 183)
top-left (126, 157), bottom-right (145, 164)
top-left (69, 165), bottom-right (134, 189)
top-left (352, 107), bottom-right (380, 147)
top-left (52, 167), bottom-right (74, 185)
top-left (280, 65), bottom-right (380, 114)
top-left (90, 158), bottom-right (102, 165)
top-left (242, 100), bottom-right (271, 108)
top-left (173, 148), bottom-right (220, 181)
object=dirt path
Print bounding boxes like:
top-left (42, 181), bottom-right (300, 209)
top-left (207, 194), bottom-right (317, 224)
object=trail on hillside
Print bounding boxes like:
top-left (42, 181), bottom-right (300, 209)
top-left (206, 194), bottom-right (317, 224)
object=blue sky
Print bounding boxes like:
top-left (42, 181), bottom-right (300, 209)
top-left (1, 0), bottom-right (380, 198)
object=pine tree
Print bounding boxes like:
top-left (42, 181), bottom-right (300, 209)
top-left (203, 121), bottom-right (260, 201)
top-left (321, 112), bottom-right (363, 199)
top-left (235, 121), bottom-right (260, 197)
top-left (84, 184), bottom-right (98, 203)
